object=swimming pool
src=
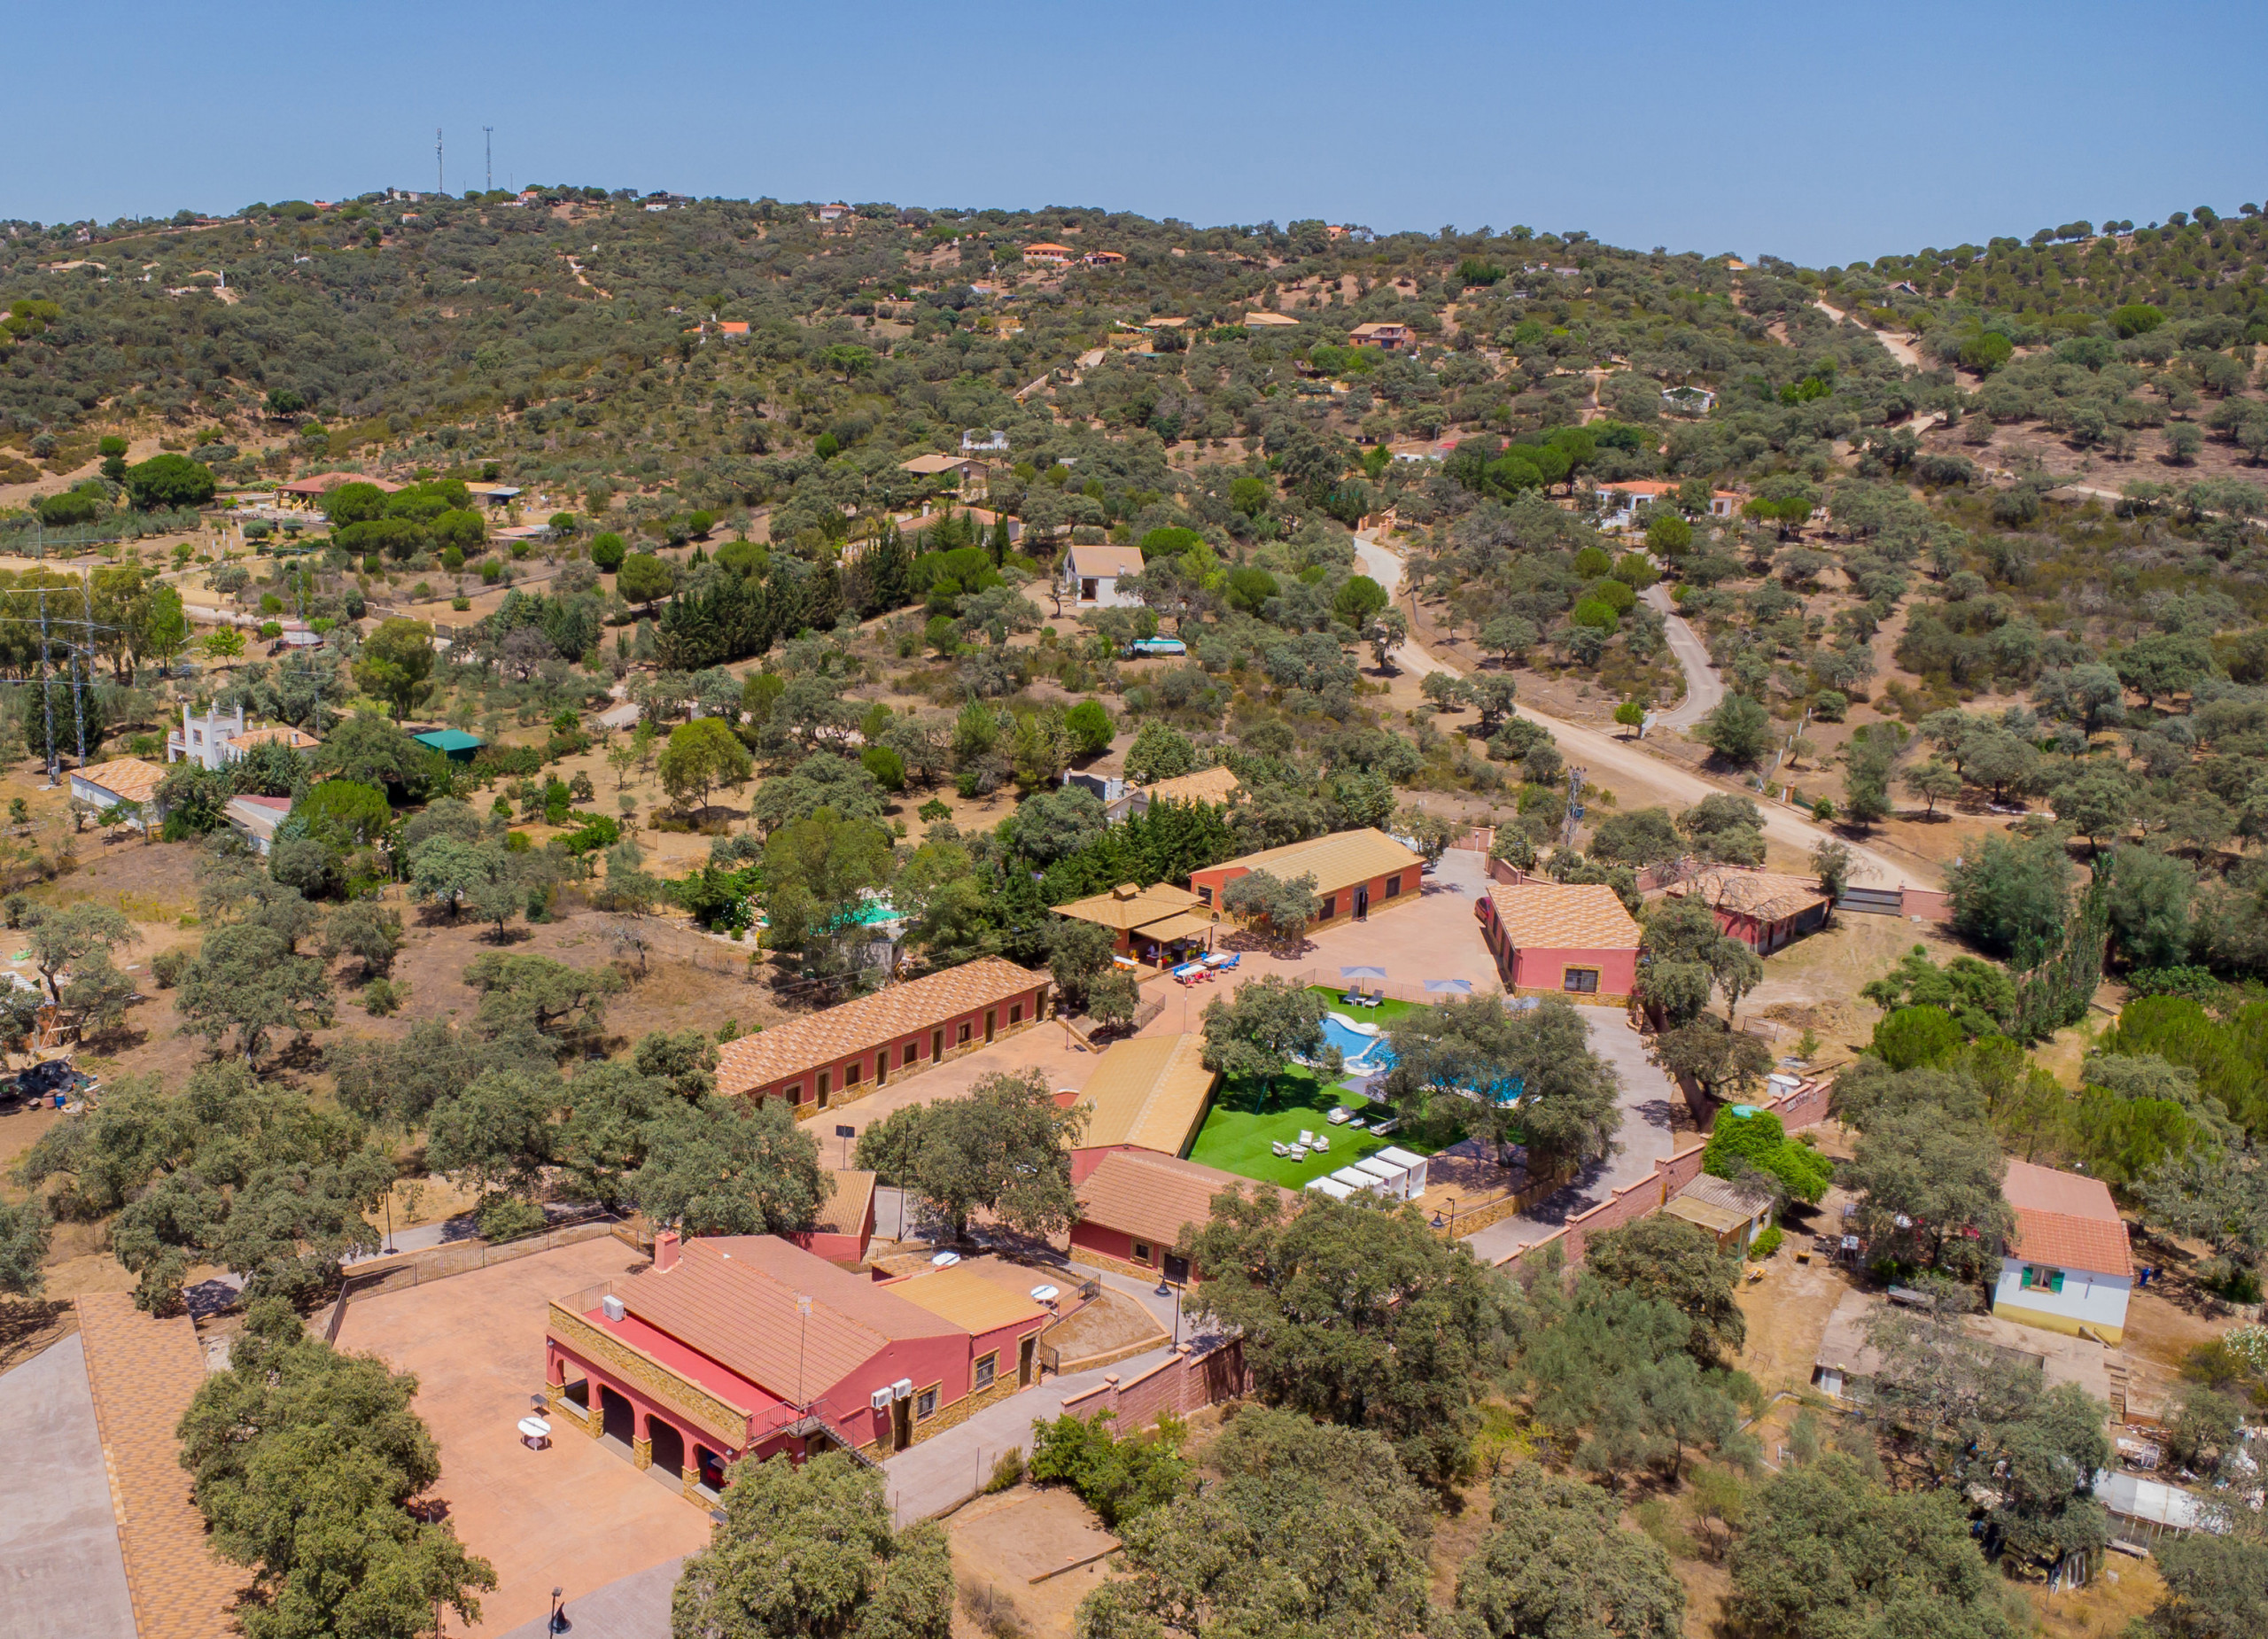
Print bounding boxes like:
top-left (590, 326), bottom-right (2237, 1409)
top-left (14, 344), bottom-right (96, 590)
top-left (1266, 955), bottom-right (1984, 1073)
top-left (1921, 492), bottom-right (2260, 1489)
top-left (1321, 1013), bottom-right (1396, 1072)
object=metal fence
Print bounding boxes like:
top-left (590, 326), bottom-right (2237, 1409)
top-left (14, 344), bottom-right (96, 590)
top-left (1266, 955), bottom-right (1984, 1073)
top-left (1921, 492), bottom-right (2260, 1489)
top-left (323, 1209), bottom-right (630, 1344)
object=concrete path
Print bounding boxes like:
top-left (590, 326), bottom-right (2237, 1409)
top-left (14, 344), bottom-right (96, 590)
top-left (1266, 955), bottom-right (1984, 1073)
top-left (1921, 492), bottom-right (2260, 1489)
top-left (882, 1346), bottom-right (1177, 1526)
top-left (1464, 1008), bottom-right (1682, 1263)
top-left (0, 1334), bottom-right (137, 1639)
top-left (491, 1555), bottom-right (683, 1639)
top-left (1639, 583), bottom-right (1723, 730)
top-left (1353, 530), bottom-right (1929, 890)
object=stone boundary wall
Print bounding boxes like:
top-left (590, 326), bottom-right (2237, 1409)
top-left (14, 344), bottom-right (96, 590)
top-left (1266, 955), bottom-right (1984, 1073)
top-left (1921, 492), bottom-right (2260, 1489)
top-left (1488, 1074), bottom-right (1834, 1275)
top-left (1058, 1339), bottom-right (1250, 1432)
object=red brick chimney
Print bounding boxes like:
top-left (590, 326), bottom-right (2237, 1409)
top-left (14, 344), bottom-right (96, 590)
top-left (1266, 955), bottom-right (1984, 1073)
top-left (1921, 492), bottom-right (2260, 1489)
top-left (654, 1230), bottom-right (681, 1273)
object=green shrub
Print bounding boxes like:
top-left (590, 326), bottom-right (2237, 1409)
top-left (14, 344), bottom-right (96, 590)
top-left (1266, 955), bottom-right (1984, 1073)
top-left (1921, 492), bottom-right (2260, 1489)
top-left (361, 977), bottom-right (406, 1016)
top-left (475, 1195), bottom-right (547, 1242)
top-left (1702, 1106), bottom-right (1831, 1204)
top-left (1027, 1410), bottom-right (1190, 1527)
top-left (984, 1448), bottom-right (1027, 1494)
top-left (1749, 1225), bottom-right (1783, 1260)
top-left (150, 947), bottom-right (191, 989)
top-left (1870, 1004), bottom-right (1964, 1070)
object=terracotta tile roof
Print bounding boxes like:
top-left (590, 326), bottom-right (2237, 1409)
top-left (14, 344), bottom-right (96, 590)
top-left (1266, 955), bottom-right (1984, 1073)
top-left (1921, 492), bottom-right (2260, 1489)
top-left (76, 1294), bottom-right (241, 1639)
top-left (1485, 882), bottom-right (1643, 950)
top-left (2002, 1161), bottom-right (2132, 1277)
top-left (1075, 1033), bottom-right (1220, 1154)
top-left (898, 453), bottom-right (973, 476)
top-left (1243, 311), bottom-right (1300, 327)
top-left (277, 470), bottom-right (398, 495)
top-left (1129, 910), bottom-right (1216, 943)
top-left (812, 1169), bottom-right (876, 1236)
top-left (885, 1265), bottom-right (1045, 1335)
top-left (1207, 827), bottom-right (1426, 897)
top-left (715, 958), bottom-right (1045, 1096)
top-left (1349, 322), bottom-right (1410, 338)
top-left (2008, 1207), bottom-right (2133, 1278)
top-left (1143, 766), bottom-right (1241, 808)
top-left (1599, 478), bottom-right (1677, 496)
top-left (1055, 881), bottom-right (1208, 934)
top-left (610, 1236), bottom-right (960, 1404)
top-left (1076, 1150), bottom-right (1270, 1247)
top-left (2003, 1159), bottom-right (2121, 1220)
top-left (1067, 544), bottom-right (1146, 578)
top-left (225, 725), bottom-right (319, 751)
top-left (74, 757), bottom-right (167, 805)
top-left (1668, 868), bottom-right (1829, 923)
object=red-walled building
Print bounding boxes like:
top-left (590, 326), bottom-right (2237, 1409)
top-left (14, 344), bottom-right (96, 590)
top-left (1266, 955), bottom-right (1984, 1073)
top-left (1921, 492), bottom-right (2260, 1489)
top-left (714, 957), bottom-right (1048, 1117)
top-left (1186, 828), bottom-right (1426, 934)
top-left (1664, 868), bottom-right (1830, 954)
top-left (788, 1169), bottom-right (877, 1264)
top-left (1071, 1150), bottom-right (1283, 1283)
top-left (1473, 882), bottom-right (1643, 1003)
top-left (1068, 1033), bottom-right (1220, 1184)
top-left (544, 1233), bottom-right (1045, 1499)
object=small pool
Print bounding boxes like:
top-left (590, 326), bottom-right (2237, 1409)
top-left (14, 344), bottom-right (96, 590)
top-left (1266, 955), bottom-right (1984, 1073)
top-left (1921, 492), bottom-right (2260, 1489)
top-left (1321, 1013), bottom-right (1396, 1072)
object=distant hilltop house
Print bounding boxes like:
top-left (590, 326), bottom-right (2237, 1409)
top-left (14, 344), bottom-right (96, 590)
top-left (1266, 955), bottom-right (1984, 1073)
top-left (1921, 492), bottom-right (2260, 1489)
top-left (1348, 322), bottom-right (1416, 352)
top-left (278, 470), bottom-right (399, 509)
top-left (714, 319), bottom-right (751, 338)
top-left (1594, 478), bottom-right (1677, 529)
top-left (463, 481), bottom-right (521, 509)
top-left (1661, 385), bottom-right (1716, 416)
top-left (1060, 542), bottom-right (1146, 610)
top-left (1242, 311), bottom-right (1299, 329)
top-left (818, 203), bottom-right (850, 222)
top-left (1708, 489), bottom-right (1743, 518)
top-left (960, 429), bottom-right (1010, 454)
top-left (898, 453), bottom-right (987, 497)
top-left (167, 703), bottom-right (320, 773)
top-left (1083, 250), bottom-right (1125, 266)
top-left (1021, 243), bottom-right (1074, 267)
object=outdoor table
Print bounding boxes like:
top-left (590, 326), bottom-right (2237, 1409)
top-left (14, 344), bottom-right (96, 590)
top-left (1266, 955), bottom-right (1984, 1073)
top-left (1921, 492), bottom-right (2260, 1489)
top-left (517, 1416), bottom-right (552, 1449)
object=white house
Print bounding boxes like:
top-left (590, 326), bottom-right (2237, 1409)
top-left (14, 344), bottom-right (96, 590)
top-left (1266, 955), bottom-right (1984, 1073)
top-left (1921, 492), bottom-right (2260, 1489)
top-left (1992, 1159), bottom-right (2133, 1346)
top-left (70, 757), bottom-right (167, 831)
top-left (1060, 543), bottom-right (1147, 610)
top-left (224, 794), bottom-right (292, 856)
top-left (167, 704), bottom-right (320, 771)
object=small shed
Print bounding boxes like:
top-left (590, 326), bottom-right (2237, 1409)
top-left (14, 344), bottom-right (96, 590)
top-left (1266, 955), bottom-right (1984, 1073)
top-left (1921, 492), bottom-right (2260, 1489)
top-left (1665, 1173), bottom-right (1775, 1252)
top-left (412, 729), bottom-right (485, 765)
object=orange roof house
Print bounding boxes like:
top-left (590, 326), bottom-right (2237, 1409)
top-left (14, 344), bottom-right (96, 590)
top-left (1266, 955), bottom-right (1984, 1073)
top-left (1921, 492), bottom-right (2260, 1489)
top-left (1666, 868), bottom-right (1830, 954)
top-left (1021, 243), bottom-right (1074, 267)
top-left (1070, 1150), bottom-right (1278, 1282)
top-left (716, 958), bottom-right (1048, 1116)
top-left (1473, 882), bottom-right (1643, 1003)
top-left (1992, 1160), bottom-right (2134, 1344)
top-left (1084, 251), bottom-right (1126, 266)
top-left (544, 1232), bottom-right (1047, 1488)
top-left (1187, 829), bottom-right (1427, 934)
top-left (1348, 322), bottom-right (1415, 351)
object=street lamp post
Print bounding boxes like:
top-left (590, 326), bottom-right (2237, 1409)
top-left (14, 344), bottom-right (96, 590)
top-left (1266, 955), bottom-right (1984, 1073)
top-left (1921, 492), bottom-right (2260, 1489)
top-left (1153, 1277), bottom-right (1182, 1346)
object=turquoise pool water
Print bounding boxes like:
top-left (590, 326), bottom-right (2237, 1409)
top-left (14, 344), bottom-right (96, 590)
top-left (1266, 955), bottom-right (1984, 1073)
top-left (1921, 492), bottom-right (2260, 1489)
top-left (1321, 1014), bottom-right (1395, 1071)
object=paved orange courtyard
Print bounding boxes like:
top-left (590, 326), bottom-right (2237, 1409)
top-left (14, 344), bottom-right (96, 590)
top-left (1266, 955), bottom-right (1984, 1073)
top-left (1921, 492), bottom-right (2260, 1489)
top-left (333, 1238), bottom-right (711, 1635)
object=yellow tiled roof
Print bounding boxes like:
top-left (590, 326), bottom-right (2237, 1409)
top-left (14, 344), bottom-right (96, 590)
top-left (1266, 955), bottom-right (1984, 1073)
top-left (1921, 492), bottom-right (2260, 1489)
top-left (1055, 881), bottom-right (1208, 934)
top-left (1074, 1032), bottom-right (1220, 1154)
top-left (1486, 882), bottom-right (1643, 950)
top-left (715, 958), bottom-right (1045, 1096)
top-left (227, 725), bottom-right (320, 751)
top-left (1208, 827), bottom-right (1425, 897)
top-left (1143, 766), bottom-right (1240, 808)
top-left (1067, 544), bottom-right (1146, 578)
top-left (1668, 869), bottom-right (1829, 923)
top-left (886, 1264), bottom-right (1045, 1335)
top-left (812, 1169), bottom-right (876, 1236)
top-left (898, 453), bottom-right (970, 475)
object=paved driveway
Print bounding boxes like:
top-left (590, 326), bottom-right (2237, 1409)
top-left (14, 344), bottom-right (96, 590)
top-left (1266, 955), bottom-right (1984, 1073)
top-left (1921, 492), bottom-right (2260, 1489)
top-left (1464, 1008), bottom-right (1682, 1262)
top-left (1640, 582), bottom-right (1723, 730)
top-left (0, 1334), bottom-right (136, 1639)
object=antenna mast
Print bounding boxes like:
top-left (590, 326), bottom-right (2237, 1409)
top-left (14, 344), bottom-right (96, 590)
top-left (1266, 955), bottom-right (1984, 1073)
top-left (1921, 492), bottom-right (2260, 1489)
top-left (436, 128), bottom-right (444, 195)
top-left (36, 590), bottom-right (54, 782)
top-left (484, 127), bottom-right (493, 193)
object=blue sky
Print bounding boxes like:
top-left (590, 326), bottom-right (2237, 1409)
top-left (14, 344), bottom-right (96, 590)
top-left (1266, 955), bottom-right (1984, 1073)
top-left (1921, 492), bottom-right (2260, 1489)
top-left (12, 1), bottom-right (2266, 266)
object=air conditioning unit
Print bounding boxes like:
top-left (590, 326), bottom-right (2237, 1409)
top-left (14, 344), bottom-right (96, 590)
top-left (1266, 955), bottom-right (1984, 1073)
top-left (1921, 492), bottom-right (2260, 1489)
top-left (891, 1378), bottom-right (913, 1402)
top-left (601, 1295), bottom-right (625, 1322)
top-left (870, 1387), bottom-right (893, 1412)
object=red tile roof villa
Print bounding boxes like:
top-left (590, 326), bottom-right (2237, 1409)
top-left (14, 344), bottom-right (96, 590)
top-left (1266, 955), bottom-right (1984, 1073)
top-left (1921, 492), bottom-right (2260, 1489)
top-left (715, 958), bottom-right (1048, 1116)
top-left (545, 1232), bottom-right (1048, 1490)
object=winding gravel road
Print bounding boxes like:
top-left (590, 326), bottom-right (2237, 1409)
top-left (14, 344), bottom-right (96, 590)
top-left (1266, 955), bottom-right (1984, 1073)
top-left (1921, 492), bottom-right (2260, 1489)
top-left (1353, 530), bottom-right (1928, 889)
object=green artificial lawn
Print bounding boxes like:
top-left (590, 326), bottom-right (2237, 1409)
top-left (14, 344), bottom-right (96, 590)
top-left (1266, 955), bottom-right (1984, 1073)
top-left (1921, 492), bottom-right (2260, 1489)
top-left (1308, 986), bottom-right (1428, 1024)
top-left (1188, 1067), bottom-right (1419, 1191)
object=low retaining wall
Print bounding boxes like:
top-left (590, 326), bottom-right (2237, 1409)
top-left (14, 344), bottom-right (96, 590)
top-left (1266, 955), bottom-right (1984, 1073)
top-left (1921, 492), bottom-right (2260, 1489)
top-left (1058, 1339), bottom-right (1249, 1432)
top-left (1490, 1073), bottom-right (1833, 1275)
